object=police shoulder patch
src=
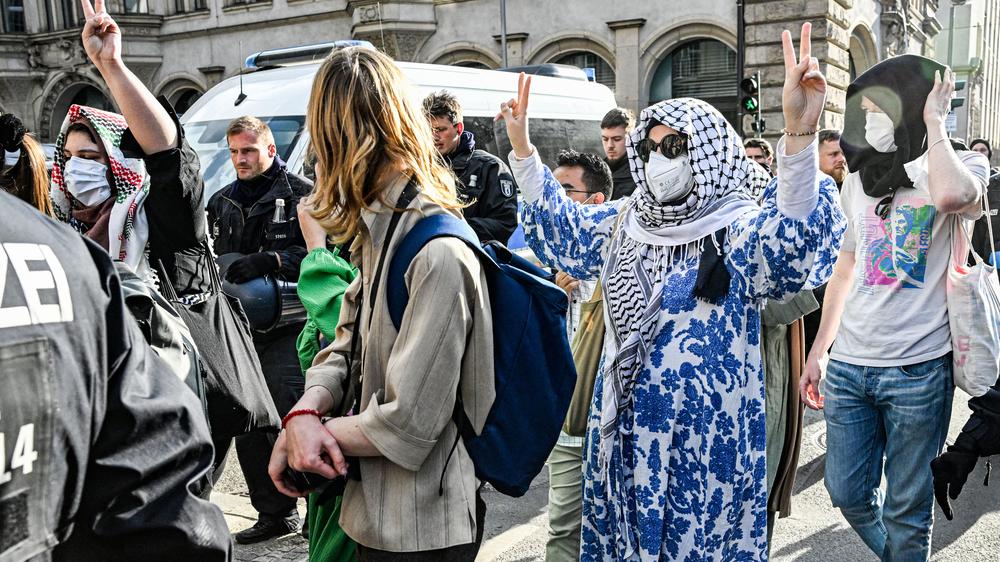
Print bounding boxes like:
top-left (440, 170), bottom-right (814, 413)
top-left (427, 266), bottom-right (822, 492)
top-left (500, 178), bottom-right (514, 198)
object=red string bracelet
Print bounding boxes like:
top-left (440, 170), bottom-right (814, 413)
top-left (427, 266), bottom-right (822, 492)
top-left (281, 408), bottom-right (322, 429)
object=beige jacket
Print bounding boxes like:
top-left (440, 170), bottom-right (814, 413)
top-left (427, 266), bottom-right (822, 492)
top-left (305, 175), bottom-right (495, 552)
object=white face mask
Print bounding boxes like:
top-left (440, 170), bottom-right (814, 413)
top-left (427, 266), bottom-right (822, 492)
top-left (865, 111), bottom-right (898, 153)
top-left (645, 150), bottom-right (694, 203)
top-left (64, 157), bottom-right (111, 206)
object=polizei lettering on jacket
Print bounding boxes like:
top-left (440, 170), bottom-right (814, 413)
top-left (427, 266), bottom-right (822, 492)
top-left (0, 243), bottom-right (73, 328)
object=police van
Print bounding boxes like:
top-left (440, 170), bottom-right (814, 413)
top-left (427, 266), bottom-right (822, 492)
top-left (181, 41), bottom-right (618, 224)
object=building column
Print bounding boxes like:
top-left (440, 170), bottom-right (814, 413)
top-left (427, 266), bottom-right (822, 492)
top-left (607, 18), bottom-right (645, 114)
top-left (491, 32), bottom-right (528, 67)
top-left (744, 0), bottom-right (851, 140)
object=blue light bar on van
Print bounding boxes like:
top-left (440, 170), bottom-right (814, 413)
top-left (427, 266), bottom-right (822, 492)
top-left (244, 40), bottom-right (375, 71)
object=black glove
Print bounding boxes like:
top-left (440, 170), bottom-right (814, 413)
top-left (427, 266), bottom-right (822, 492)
top-left (0, 113), bottom-right (25, 152)
top-left (224, 252), bottom-right (278, 283)
top-left (931, 438), bottom-right (980, 521)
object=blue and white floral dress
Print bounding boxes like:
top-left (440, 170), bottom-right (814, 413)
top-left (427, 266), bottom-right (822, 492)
top-left (512, 135), bottom-right (845, 561)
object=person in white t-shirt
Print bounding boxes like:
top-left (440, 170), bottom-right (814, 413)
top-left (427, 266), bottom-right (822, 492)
top-left (801, 54), bottom-right (990, 561)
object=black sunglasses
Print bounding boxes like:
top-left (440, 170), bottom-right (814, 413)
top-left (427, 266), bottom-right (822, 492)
top-left (637, 134), bottom-right (688, 162)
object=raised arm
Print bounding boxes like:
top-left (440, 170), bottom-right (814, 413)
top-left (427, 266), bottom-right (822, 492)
top-left (924, 68), bottom-right (987, 214)
top-left (80, 0), bottom-right (177, 153)
top-left (498, 73), bottom-right (622, 278)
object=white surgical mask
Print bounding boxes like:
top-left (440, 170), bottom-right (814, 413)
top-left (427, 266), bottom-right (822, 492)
top-left (64, 157), bottom-right (111, 206)
top-left (865, 112), bottom-right (898, 153)
top-left (645, 150), bottom-right (694, 203)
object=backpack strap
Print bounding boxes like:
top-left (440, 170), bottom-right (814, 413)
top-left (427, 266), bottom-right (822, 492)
top-left (385, 213), bottom-right (485, 332)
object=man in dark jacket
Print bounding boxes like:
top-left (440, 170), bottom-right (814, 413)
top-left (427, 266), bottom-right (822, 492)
top-left (0, 190), bottom-right (231, 561)
top-left (600, 107), bottom-right (637, 200)
top-left (423, 90), bottom-right (518, 243)
top-left (207, 116), bottom-right (312, 544)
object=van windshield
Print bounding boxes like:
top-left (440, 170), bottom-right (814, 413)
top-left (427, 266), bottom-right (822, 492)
top-left (183, 116), bottom-right (305, 200)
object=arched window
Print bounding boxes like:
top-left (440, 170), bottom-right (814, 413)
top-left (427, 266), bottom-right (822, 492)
top-left (849, 27), bottom-right (876, 81)
top-left (553, 51), bottom-right (616, 91)
top-left (649, 39), bottom-right (738, 126)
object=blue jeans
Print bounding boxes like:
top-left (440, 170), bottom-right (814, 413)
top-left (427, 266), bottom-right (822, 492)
top-left (823, 355), bottom-right (954, 562)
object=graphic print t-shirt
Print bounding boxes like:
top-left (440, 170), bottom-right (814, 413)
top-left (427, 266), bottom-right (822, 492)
top-left (831, 150), bottom-right (990, 367)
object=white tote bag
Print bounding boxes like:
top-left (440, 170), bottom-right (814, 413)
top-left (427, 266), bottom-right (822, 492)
top-left (947, 199), bottom-right (1000, 397)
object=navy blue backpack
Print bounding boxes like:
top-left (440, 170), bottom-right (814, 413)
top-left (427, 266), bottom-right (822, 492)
top-left (383, 191), bottom-right (577, 497)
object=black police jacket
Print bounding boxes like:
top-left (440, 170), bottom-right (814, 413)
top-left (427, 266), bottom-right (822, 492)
top-left (0, 192), bottom-right (231, 561)
top-left (207, 165), bottom-right (312, 282)
top-left (446, 132), bottom-right (518, 244)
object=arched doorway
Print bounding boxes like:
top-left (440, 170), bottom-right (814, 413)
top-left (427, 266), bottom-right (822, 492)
top-left (552, 51), bottom-right (616, 91)
top-left (69, 85), bottom-right (113, 111)
top-left (43, 80), bottom-right (114, 141)
top-left (649, 39), bottom-right (738, 126)
top-left (170, 88), bottom-right (203, 116)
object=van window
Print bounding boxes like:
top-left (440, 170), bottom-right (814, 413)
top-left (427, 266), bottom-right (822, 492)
top-left (183, 116), bottom-right (305, 200)
top-left (464, 117), bottom-right (604, 178)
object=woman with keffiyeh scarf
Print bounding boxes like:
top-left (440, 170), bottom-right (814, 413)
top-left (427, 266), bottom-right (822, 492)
top-left (500, 24), bottom-right (846, 560)
top-left (50, 1), bottom-right (277, 493)
top-left (52, 0), bottom-right (211, 296)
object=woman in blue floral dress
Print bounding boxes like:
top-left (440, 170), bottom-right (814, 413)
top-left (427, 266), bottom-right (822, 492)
top-left (497, 24), bottom-right (846, 560)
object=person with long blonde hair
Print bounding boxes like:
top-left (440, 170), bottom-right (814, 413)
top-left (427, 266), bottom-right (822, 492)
top-left (1, 113), bottom-right (54, 216)
top-left (269, 46), bottom-right (496, 560)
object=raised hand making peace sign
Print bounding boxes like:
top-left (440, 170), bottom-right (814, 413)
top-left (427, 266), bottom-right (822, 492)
top-left (80, 0), bottom-right (122, 69)
top-left (496, 72), bottom-right (533, 159)
top-left (781, 22), bottom-right (827, 145)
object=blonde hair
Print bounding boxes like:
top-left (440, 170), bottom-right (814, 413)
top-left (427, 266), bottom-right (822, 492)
top-left (1, 132), bottom-right (53, 217)
top-left (306, 47), bottom-right (461, 244)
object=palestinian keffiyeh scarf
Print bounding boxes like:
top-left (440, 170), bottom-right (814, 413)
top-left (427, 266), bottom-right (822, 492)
top-left (598, 98), bottom-right (770, 466)
top-left (50, 105), bottom-right (151, 275)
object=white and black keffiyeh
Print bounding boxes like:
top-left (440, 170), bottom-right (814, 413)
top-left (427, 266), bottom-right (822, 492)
top-left (627, 97), bottom-right (769, 228)
top-left (598, 98), bottom-right (770, 465)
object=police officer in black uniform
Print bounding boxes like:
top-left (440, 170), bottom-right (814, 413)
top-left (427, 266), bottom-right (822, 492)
top-left (423, 90), bottom-right (519, 244)
top-left (206, 116), bottom-right (312, 544)
top-left (0, 190), bottom-right (231, 561)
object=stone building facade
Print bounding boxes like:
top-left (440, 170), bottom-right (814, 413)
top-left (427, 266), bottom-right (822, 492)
top-left (0, 0), bottom-right (951, 144)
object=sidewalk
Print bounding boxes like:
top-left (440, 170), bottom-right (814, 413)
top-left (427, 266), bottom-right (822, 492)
top-left (212, 490), bottom-right (308, 562)
top-left (212, 390), bottom-right (1000, 561)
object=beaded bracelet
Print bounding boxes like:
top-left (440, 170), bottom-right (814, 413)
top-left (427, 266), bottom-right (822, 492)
top-left (281, 408), bottom-right (322, 429)
top-left (781, 128), bottom-right (818, 136)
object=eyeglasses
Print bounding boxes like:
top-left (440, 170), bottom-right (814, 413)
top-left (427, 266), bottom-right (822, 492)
top-left (637, 134), bottom-right (688, 162)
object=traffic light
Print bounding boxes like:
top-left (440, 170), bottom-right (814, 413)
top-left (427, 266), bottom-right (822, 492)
top-left (740, 71), bottom-right (764, 136)
top-left (740, 76), bottom-right (759, 112)
top-left (952, 79), bottom-right (966, 110)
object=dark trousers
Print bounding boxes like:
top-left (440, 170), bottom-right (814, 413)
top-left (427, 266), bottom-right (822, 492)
top-left (356, 492), bottom-right (486, 561)
top-left (235, 329), bottom-right (304, 519)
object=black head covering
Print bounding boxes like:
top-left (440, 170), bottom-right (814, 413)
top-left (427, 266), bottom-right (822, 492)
top-left (841, 54), bottom-right (946, 202)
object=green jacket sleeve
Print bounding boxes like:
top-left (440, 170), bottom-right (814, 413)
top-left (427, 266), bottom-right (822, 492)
top-left (296, 247), bottom-right (358, 372)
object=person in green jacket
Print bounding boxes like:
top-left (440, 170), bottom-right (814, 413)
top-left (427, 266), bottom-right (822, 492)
top-left (295, 199), bottom-right (358, 562)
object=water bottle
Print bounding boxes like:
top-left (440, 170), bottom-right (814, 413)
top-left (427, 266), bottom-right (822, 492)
top-left (272, 198), bottom-right (286, 223)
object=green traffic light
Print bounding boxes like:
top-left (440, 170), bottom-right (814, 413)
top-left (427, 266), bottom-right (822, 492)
top-left (742, 96), bottom-right (759, 112)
